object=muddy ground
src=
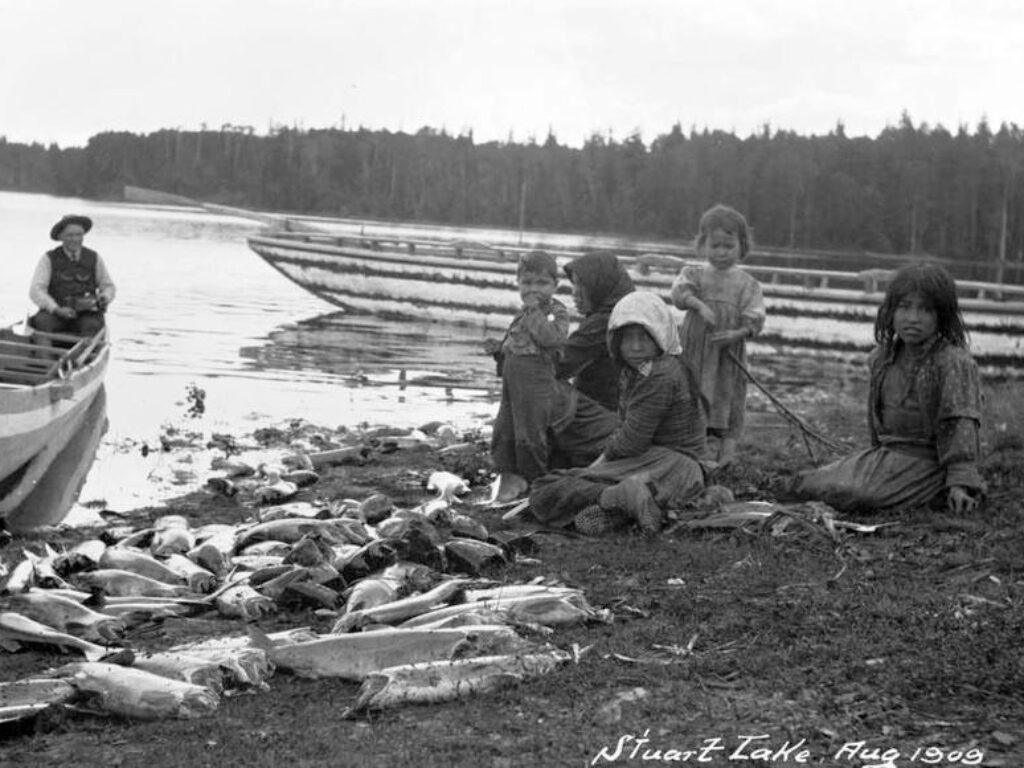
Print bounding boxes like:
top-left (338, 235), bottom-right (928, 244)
top-left (1, 378), bottom-right (1023, 768)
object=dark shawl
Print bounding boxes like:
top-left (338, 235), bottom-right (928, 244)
top-left (557, 252), bottom-right (635, 410)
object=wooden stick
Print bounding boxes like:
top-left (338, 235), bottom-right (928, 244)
top-left (726, 350), bottom-right (844, 455)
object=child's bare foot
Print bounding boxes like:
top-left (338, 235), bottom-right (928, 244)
top-left (703, 435), bottom-right (721, 464)
top-left (717, 437), bottom-right (738, 469)
top-left (493, 472), bottom-right (529, 503)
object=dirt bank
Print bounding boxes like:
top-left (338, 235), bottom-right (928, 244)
top-left (2, 381), bottom-right (1023, 767)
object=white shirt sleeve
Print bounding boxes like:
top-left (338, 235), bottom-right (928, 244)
top-left (28, 253), bottom-right (58, 312)
top-left (95, 254), bottom-right (116, 306)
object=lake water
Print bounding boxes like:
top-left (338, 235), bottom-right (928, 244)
top-left (1, 191), bottom-right (511, 514)
top-left (1, 190), bottom-right (505, 440)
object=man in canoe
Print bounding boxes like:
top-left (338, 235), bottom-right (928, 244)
top-left (29, 215), bottom-right (116, 344)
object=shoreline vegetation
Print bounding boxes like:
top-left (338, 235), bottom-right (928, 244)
top-left (4, 114), bottom-right (1024, 282)
top-left (2, 377), bottom-right (1023, 766)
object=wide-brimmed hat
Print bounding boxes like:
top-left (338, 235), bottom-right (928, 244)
top-left (50, 214), bottom-right (93, 240)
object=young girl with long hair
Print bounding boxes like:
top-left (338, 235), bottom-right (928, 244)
top-left (798, 262), bottom-right (984, 514)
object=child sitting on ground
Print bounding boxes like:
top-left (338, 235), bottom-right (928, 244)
top-left (672, 204), bottom-right (765, 468)
top-left (797, 262), bottom-right (984, 514)
top-left (558, 251), bottom-right (635, 411)
top-left (484, 251), bottom-right (571, 502)
top-left (529, 291), bottom-right (707, 535)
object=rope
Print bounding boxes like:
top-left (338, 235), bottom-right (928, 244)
top-left (726, 349), bottom-right (846, 458)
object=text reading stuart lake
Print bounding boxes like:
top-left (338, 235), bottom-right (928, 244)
top-left (590, 732), bottom-right (984, 767)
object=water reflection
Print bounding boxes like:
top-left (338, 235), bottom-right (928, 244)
top-left (239, 311), bottom-right (502, 396)
top-left (239, 309), bottom-right (880, 410)
top-left (5, 387), bottom-right (108, 532)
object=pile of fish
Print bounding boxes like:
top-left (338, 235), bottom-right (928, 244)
top-left (0, 459), bottom-right (609, 735)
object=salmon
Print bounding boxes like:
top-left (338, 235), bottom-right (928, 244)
top-left (150, 527), bottom-right (195, 558)
top-left (343, 576), bottom-right (400, 614)
top-left (185, 539), bottom-right (231, 576)
top-left (0, 554), bottom-right (34, 594)
top-left (239, 541), bottom-right (292, 557)
top-left (53, 662), bottom-right (218, 720)
top-left (0, 678), bottom-right (77, 727)
top-left (400, 591), bottom-right (611, 628)
top-left (214, 584), bottom-right (275, 620)
top-left (247, 626), bottom-right (472, 680)
top-left (98, 548), bottom-right (186, 585)
top-left (0, 678), bottom-right (77, 709)
top-left (175, 646), bottom-right (273, 689)
top-left (131, 651), bottom-right (226, 693)
top-left (74, 569), bottom-right (192, 598)
top-left (171, 627), bottom-right (318, 654)
top-left (230, 554), bottom-right (287, 571)
top-left (161, 554), bottom-right (217, 593)
top-left (26, 548), bottom-right (71, 590)
top-left (4, 591), bottom-right (125, 642)
top-left (0, 612), bottom-right (127, 662)
top-left (462, 585), bottom-right (583, 602)
top-left (443, 539), bottom-right (508, 574)
top-left (51, 539), bottom-right (106, 576)
top-left (332, 578), bottom-right (471, 633)
top-left (345, 651), bottom-right (570, 714)
top-left (282, 534), bottom-right (334, 567)
top-left (258, 502), bottom-right (326, 522)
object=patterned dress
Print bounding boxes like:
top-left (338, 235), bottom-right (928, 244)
top-left (671, 264), bottom-right (766, 437)
top-left (797, 338), bottom-right (985, 512)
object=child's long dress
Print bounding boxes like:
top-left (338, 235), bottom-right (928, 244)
top-left (528, 294), bottom-right (707, 527)
top-left (797, 339), bottom-right (984, 511)
top-left (672, 265), bottom-right (765, 437)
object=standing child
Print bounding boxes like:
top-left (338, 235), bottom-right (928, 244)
top-left (485, 251), bottom-right (571, 501)
top-left (797, 262), bottom-right (984, 514)
top-left (529, 291), bottom-right (707, 536)
top-left (671, 204), bottom-right (765, 468)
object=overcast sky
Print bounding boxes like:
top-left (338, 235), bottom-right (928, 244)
top-left (3, 0), bottom-right (1023, 148)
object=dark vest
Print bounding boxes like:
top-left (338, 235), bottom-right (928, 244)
top-left (47, 247), bottom-right (98, 306)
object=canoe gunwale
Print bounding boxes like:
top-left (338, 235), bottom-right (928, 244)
top-left (247, 234), bottom-right (1024, 317)
top-left (0, 328), bottom-right (110, 518)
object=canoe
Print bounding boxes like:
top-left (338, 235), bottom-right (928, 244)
top-left (0, 325), bottom-right (110, 530)
top-left (247, 229), bottom-right (1024, 370)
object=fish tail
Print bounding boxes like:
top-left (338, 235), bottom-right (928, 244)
top-left (82, 644), bottom-right (107, 662)
top-left (82, 588), bottom-right (106, 609)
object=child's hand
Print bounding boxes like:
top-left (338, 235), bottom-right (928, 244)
top-left (710, 329), bottom-right (746, 347)
top-left (522, 294), bottom-right (543, 310)
top-left (696, 303), bottom-right (716, 326)
top-left (947, 486), bottom-right (978, 514)
top-left (482, 338), bottom-right (503, 355)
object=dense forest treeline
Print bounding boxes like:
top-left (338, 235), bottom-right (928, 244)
top-left (2, 114), bottom-right (1023, 271)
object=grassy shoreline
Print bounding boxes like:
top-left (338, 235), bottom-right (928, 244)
top-left (1, 382), bottom-right (1022, 767)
